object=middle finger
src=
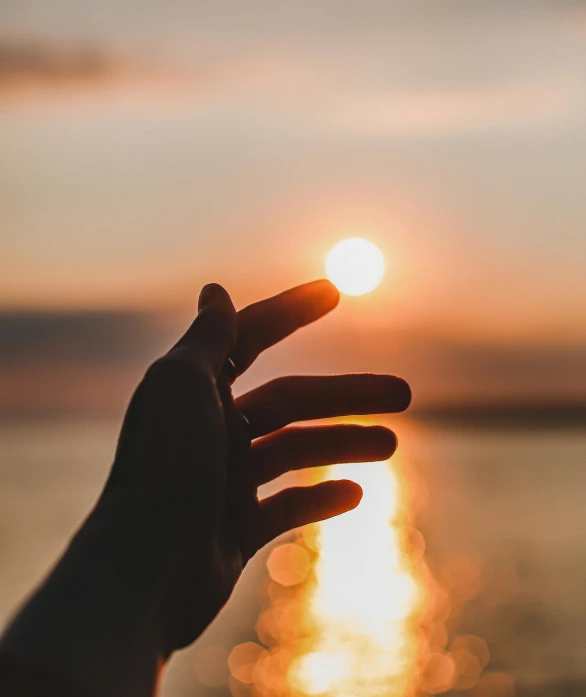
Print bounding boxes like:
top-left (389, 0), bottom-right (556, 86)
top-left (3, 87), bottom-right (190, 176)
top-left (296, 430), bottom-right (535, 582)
top-left (236, 373), bottom-right (411, 438)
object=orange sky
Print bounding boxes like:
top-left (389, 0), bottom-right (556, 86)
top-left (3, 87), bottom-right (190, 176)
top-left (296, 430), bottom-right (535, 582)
top-left (0, 1), bottom-right (585, 412)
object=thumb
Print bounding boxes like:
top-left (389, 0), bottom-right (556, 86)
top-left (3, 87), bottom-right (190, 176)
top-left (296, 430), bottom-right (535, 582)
top-left (176, 283), bottom-right (237, 376)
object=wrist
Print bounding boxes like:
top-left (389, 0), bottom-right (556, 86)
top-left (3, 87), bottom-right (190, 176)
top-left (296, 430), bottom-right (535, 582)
top-left (0, 493), bottom-right (174, 697)
top-left (83, 489), bottom-right (218, 656)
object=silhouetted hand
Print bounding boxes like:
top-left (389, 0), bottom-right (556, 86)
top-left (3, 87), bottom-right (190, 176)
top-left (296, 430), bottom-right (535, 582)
top-left (100, 280), bottom-right (411, 655)
top-left (0, 280), bottom-right (411, 697)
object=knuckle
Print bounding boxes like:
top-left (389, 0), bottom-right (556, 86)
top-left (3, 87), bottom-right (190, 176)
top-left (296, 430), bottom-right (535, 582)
top-left (266, 376), bottom-right (297, 403)
top-left (261, 378), bottom-right (297, 426)
top-left (144, 353), bottom-right (210, 392)
top-left (145, 355), bottom-right (187, 383)
top-left (277, 427), bottom-right (304, 460)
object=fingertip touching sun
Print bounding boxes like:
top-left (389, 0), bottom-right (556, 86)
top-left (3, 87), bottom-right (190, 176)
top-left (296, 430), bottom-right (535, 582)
top-left (326, 238), bottom-right (385, 296)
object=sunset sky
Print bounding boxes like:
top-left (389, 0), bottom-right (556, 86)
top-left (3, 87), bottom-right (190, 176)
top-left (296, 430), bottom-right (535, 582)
top-left (1, 0), bottom-right (585, 414)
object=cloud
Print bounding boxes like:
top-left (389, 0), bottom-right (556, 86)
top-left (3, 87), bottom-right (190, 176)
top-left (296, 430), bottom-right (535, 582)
top-left (325, 80), bottom-right (585, 136)
top-left (0, 41), bottom-right (116, 94)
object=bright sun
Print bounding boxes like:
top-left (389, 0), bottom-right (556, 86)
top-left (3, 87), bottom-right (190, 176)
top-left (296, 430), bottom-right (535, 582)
top-left (326, 238), bottom-right (385, 296)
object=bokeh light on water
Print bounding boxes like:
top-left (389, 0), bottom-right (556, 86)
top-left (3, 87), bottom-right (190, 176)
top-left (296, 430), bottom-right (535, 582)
top-left (226, 453), bottom-right (426, 696)
top-left (290, 458), bottom-right (424, 697)
top-left (225, 423), bottom-right (510, 697)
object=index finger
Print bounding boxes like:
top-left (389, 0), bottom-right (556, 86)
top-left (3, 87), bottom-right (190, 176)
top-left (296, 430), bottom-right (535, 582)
top-left (230, 279), bottom-right (339, 377)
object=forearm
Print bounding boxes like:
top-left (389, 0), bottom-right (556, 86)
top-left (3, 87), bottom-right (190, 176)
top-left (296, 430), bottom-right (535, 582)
top-left (0, 495), bottom-right (173, 697)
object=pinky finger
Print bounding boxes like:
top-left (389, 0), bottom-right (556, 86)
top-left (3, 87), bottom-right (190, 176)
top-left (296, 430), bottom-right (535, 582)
top-left (257, 480), bottom-right (363, 550)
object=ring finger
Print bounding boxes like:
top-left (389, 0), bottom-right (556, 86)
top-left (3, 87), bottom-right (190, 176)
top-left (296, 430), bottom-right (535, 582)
top-left (250, 424), bottom-right (397, 486)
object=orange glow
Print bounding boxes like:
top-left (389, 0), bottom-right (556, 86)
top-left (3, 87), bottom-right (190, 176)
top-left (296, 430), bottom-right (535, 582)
top-left (228, 642), bottom-right (266, 685)
top-left (289, 457), bottom-right (424, 696)
top-left (229, 420), bottom-right (498, 697)
top-left (267, 543), bottom-right (312, 587)
top-left (235, 437), bottom-right (431, 697)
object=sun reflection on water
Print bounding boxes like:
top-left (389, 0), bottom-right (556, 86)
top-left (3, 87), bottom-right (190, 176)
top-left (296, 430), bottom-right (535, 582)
top-left (291, 458), bottom-right (424, 697)
top-left (227, 423), bottom-right (497, 697)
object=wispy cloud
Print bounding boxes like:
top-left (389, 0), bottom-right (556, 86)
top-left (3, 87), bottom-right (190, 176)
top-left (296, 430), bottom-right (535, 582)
top-left (0, 41), bottom-right (117, 95)
top-left (326, 80), bottom-right (585, 135)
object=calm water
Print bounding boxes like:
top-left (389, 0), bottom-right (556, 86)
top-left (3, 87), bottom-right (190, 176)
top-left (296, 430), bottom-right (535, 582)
top-left (1, 419), bottom-right (585, 695)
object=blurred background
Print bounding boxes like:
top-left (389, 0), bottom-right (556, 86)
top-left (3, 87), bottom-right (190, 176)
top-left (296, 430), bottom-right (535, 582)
top-left (1, 1), bottom-right (585, 695)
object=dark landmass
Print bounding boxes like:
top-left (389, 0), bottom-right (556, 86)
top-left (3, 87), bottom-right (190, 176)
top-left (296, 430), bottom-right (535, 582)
top-left (1, 310), bottom-right (585, 426)
top-left (1, 402), bottom-right (585, 429)
top-left (415, 402), bottom-right (586, 431)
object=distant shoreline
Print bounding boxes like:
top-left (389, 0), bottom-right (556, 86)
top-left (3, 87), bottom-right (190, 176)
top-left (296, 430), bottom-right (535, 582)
top-left (0, 402), bottom-right (584, 430)
top-left (415, 402), bottom-right (586, 431)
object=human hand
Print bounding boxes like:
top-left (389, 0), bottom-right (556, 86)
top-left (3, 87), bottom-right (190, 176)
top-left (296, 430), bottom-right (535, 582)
top-left (98, 280), bottom-right (412, 655)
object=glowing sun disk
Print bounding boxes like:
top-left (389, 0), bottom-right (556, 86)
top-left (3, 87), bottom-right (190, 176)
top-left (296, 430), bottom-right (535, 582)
top-left (326, 238), bottom-right (385, 296)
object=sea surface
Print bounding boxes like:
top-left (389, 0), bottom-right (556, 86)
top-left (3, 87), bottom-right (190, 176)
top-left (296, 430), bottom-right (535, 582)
top-left (1, 419), bottom-right (585, 696)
